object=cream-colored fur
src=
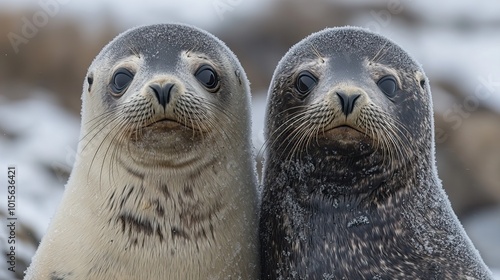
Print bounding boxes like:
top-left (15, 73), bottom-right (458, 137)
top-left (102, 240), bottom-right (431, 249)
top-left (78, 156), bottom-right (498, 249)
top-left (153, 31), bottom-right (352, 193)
top-left (25, 24), bottom-right (259, 280)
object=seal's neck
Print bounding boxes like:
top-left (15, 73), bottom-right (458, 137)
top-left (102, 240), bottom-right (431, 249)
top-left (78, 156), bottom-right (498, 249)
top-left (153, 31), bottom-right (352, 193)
top-left (67, 149), bottom-right (250, 250)
top-left (264, 145), bottom-right (433, 209)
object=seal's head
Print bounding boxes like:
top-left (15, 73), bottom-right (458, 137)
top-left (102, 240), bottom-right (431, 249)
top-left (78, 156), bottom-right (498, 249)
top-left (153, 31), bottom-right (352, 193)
top-left (266, 27), bottom-right (432, 171)
top-left (82, 24), bottom-right (250, 168)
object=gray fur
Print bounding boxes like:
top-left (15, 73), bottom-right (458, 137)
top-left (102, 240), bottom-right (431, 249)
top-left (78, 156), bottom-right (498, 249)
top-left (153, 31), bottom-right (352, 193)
top-left (260, 26), bottom-right (492, 279)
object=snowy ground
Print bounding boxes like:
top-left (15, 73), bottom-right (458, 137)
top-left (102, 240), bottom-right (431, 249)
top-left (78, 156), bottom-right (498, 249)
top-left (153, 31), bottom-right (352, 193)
top-left (0, 94), bottom-right (79, 279)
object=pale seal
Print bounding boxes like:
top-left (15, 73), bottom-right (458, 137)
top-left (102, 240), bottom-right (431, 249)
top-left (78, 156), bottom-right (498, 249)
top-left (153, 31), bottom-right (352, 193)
top-left (259, 27), bottom-right (493, 279)
top-left (25, 23), bottom-right (259, 279)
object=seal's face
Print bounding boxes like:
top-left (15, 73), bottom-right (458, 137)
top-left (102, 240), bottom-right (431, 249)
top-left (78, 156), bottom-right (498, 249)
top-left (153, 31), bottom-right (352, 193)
top-left (266, 27), bottom-right (431, 168)
top-left (81, 24), bottom-right (248, 164)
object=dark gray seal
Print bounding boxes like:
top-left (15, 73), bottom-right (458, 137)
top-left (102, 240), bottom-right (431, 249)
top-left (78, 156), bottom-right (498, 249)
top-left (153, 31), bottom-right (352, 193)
top-left (25, 24), bottom-right (259, 280)
top-left (259, 26), bottom-right (493, 279)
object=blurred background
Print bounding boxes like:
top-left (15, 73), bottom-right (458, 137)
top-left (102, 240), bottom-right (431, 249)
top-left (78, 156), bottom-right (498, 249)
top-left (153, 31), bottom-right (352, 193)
top-left (0, 0), bottom-right (499, 278)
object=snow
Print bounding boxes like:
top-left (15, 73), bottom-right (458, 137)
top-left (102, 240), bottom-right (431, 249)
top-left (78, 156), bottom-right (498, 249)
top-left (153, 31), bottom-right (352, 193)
top-left (251, 92), bottom-right (267, 154)
top-left (0, 93), bottom-right (79, 278)
top-left (0, 94), bottom-right (79, 218)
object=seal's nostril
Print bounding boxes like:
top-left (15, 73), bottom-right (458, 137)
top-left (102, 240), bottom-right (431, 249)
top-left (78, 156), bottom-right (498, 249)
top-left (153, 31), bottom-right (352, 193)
top-left (150, 83), bottom-right (175, 108)
top-left (163, 83), bottom-right (174, 104)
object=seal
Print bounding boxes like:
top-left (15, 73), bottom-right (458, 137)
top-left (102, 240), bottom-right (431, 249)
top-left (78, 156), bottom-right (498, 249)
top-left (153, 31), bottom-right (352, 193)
top-left (259, 27), bottom-right (493, 279)
top-left (25, 23), bottom-right (259, 280)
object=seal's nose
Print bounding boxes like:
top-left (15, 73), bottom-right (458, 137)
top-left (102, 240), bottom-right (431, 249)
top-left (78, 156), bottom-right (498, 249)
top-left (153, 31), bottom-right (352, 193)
top-left (150, 83), bottom-right (175, 108)
top-left (336, 91), bottom-right (361, 116)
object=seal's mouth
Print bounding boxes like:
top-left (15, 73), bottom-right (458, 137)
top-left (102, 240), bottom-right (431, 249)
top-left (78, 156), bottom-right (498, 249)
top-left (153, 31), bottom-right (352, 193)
top-left (324, 125), bottom-right (369, 142)
top-left (328, 125), bottom-right (364, 134)
top-left (145, 118), bottom-right (183, 129)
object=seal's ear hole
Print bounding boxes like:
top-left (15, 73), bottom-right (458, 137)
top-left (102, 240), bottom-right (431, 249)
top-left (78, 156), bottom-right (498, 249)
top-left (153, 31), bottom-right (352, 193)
top-left (419, 79), bottom-right (426, 89)
top-left (295, 71), bottom-right (317, 97)
top-left (87, 74), bottom-right (94, 92)
top-left (195, 64), bottom-right (220, 92)
top-left (377, 75), bottom-right (398, 98)
top-left (110, 68), bottom-right (134, 97)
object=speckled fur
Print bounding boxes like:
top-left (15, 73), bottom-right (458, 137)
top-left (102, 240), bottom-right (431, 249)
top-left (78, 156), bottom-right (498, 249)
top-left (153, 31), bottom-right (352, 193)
top-left (25, 24), bottom-right (259, 280)
top-left (260, 26), bottom-right (492, 279)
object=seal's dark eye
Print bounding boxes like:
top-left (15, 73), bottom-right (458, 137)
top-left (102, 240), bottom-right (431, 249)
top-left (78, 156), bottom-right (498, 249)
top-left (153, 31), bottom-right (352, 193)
top-left (195, 65), bottom-right (219, 91)
top-left (111, 68), bottom-right (134, 95)
top-left (295, 71), bottom-right (317, 96)
top-left (87, 74), bottom-right (93, 92)
top-left (377, 75), bottom-right (398, 98)
top-left (420, 79), bottom-right (426, 89)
